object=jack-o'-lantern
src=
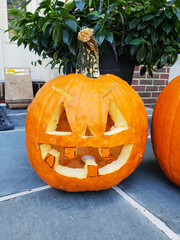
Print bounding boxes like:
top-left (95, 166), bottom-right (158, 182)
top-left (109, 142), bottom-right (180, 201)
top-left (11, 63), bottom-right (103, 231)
top-left (25, 27), bottom-right (148, 192)
top-left (151, 76), bottom-right (180, 187)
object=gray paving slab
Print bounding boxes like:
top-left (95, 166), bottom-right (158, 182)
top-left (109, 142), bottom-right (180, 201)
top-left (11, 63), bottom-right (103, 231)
top-left (1, 105), bottom-right (27, 115)
top-left (119, 140), bottom-right (180, 234)
top-left (0, 188), bottom-right (170, 240)
top-left (0, 131), bottom-right (45, 197)
top-left (0, 107), bottom-right (179, 239)
top-left (8, 114), bottom-right (26, 129)
top-left (146, 107), bottom-right (153, 116)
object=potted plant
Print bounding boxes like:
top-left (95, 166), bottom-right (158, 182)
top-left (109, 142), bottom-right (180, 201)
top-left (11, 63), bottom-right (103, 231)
top-left (7, 0), bottom-right (180, 84)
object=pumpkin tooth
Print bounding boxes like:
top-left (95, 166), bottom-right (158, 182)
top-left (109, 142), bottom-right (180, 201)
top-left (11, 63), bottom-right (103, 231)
top-left (84, 157), bottom-right (98, 178)
top-left (98, 147), bottom-right (110, 158)
top-left (39, 144), bottom-right (51, 159)
top-left (63, 147), bottom-right (77, 159)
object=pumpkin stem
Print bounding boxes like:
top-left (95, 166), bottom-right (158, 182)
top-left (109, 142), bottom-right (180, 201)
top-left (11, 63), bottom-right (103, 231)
top-left (76, 27), bottom-right (100, 78)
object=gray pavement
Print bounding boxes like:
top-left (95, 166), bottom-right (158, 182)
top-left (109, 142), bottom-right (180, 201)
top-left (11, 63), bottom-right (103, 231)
top-left (0, 105), bottom-right (179, 240)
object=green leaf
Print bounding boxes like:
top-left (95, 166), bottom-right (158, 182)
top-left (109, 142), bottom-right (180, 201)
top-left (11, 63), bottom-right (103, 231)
top-left (38, 60), bottom-right (42, 65)
top-left (96, 29), bottom-right (105, 45)
top-left (41, 34), bottom-right (48, 48)
top-left (151, 30), bottom-right (159, 44)
top-left (64, 18), bottom-right (77, 32)
top-left (107, 3), bottom-right (117, 14)
top-left (174, 7), bottom-right (180, 20)
top-left (63, 13), bottom-right (77, 21)
top-left (146, 50), bottom-right (153, 62)
top-left (75, 0), bottom-right (85, 11)
top-left (160, 53), bottom-right (169, 67)
top-left (42, 21), bottom-right (50, 32)
top-left (50, 10), bottom-right (58, 17)
top-left (129, 18), bottom-right (140, 29)
top-left (142, 15), bottom-right (154, 21)
top-left (62, 28), bottom-right (71, 46)
top-left (32, 38), bottom-right (38, 45)
top-left (166, 0), bottom-right (176, 6)
top-left (89, 0), bottom-right (92, 7)
top-left (164, 38), bottom-right (171, 44)
top-left (52, 24), bottom-right (62, 46)
top-left (153, 15), bottom-right (164, 28)
top-left (130, 45), bottom-right (139, 56)
top-left (69, 44), bottom-right (76, 56)
top-left (147, 66), bottom-right (153, 77)
top-left (87, 11), bottom-right (99, 20)
top-left (51, 61), bottom-right (57, 70)
top-left (105, 30), bottom-right (113, 43)
top-left (21, 0), bottom-right (31, 10)
top-left (17, 38), bottom-right (23, 47)
top-left (130, 38), bottom-right (146, 45)
top-left (174, 0), bottom-right (180, 7)
top-left (64, 2), bottom-right (75, 11)
top-left (137, 22), bottom-right (150, 30)
top-left (21, 25), bottom-right (26, 35)
top-left (25, 11), bottom-right (33, 19)
top-left (140, 66), bottom-right (146, 75)
top-left (125, 5), bottom-right (131, 14)
top-left (93, 23), bottom-right (101, 32)
top-left (136, 45), bottom-right (147, 63)
top-left (165, 7), bottom-right (173, 19)
top-left (149, 0), bottom-right (164, 9)
top-left (162, 20), bottom-right (172, 34)
top-left (164, 46), bottom-right (176, 52)
top-left (8, 9), bottom-right (24, 17)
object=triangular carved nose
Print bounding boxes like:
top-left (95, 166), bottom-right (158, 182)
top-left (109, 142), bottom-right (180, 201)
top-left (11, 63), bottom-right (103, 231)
top-left (82, 126), bottom-right (95, 138)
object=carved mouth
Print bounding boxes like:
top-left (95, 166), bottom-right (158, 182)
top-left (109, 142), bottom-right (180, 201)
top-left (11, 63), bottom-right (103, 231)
top-left (39, 144), bottom-right (133, 179)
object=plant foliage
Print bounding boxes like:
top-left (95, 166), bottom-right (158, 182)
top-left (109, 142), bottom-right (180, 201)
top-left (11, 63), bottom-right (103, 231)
top-left (7, 0), bottom-right (180, 75)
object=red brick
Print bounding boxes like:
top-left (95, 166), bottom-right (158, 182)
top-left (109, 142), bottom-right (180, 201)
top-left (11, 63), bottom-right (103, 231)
top-left (132, 86), bottom-right (145, 91)
top-left (140, 80), bottom-right (153, 85)
top-left (144, 104), bottom-right (154, 109)
top-left (134, 66), bottom-right (140, 71)
top-left (133, 72), bottom-right (146, 78)
top-left (154, 67), bottom-right (166, 73)
top-left (147, 74), bottom-right (159, 79)
top-left (131, 80), bottom-right (139, 85)
top-left (154, 80), bottom-right (166, 85)
top-left (152, 92), bottom-right (161, 97)
top-left (160, 74), bottom-right (169, 79)
top-left (166, 68), bottom-right (170, 73)
top-left (143, 98), bottom-right (157, 103)
top-left (146, 86), bottom-right (159, 91)
top-left (138, 92), bottom-right (151, 98)
top-left (159, 86), bottom-right (166, 91)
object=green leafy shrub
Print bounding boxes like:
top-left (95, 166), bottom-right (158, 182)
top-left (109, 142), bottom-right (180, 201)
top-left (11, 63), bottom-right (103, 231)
top-left (7, 0), bottom-right (180, 76)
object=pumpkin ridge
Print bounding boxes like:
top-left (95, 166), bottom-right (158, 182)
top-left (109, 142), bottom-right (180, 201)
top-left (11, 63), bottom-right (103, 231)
top-left (152, 75), bottom-right (180, 187)
top-left (26, 76), bottom-right (65, 136)
top-left (154, 79), bottom-right (180, 175)
top-left (166, 98), bottom-right (180, 181)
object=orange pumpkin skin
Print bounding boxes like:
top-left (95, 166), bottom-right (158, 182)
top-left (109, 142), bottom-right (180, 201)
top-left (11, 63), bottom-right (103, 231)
top-left (151, 76), bottom-right (180, 187)
top-left (25, 74), bottom-right (148, 192)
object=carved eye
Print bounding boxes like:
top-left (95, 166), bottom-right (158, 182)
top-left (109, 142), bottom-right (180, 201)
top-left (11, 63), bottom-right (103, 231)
top-left (104, 101), bottom-right (128, 135)
top-left (46, 103), bottom-right (73, 135)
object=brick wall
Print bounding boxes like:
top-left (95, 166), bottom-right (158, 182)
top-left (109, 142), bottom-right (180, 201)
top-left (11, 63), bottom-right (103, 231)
top-left (132, 66), bottom-right (170, 108)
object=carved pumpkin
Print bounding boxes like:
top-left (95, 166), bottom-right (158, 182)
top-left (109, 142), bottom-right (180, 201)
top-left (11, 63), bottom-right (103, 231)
top-left (151, 76), bottom-right (180, 187)
top-left (25, 28), bottom-right (148, 191)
